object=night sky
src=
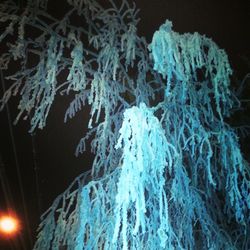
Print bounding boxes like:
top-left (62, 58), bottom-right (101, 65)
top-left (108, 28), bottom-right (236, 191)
top-left (0, 0), bottom-right (249, 249)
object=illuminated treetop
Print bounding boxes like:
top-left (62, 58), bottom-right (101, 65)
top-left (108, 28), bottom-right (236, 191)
top-left (0, 0), bottom-right (249, 249)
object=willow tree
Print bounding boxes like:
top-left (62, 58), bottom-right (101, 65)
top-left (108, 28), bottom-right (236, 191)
top-left (0, 0), bottom-right (249, 249)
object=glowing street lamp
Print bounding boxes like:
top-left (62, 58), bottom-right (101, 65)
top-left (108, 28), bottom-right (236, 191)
top-left (0, 214), bottom-right (20, 236)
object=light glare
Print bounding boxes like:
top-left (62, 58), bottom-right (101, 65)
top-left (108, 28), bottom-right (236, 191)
top-left (0, 215), bottom-right (19, 235)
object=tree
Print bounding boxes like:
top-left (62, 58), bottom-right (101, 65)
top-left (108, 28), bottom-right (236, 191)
top-left (0, 0), bottom-right (249, 249)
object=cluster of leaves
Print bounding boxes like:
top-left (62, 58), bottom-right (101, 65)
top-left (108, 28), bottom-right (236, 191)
top-left (0, 0), bottom-right (250, 249)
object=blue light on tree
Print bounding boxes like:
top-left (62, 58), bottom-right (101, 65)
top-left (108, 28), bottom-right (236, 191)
top-left (0, 0), bottom-right (249, 249)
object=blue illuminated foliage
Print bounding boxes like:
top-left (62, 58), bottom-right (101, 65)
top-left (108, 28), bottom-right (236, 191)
top-left (0, 0), bottom-right (249, 249)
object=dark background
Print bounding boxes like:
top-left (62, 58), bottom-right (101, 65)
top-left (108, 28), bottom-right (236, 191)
top-left (0, 0), bottom-right (249, 249)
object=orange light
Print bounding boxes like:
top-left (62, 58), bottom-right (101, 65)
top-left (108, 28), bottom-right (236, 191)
top-left (0, 215), bottom-right (19, 236)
